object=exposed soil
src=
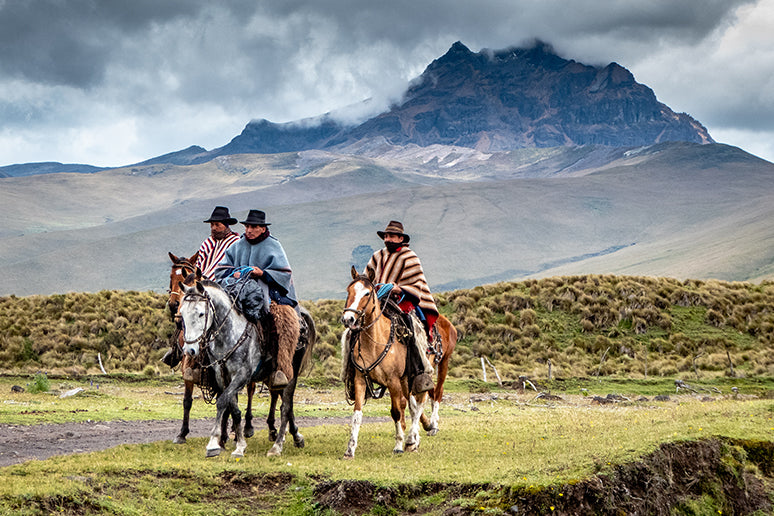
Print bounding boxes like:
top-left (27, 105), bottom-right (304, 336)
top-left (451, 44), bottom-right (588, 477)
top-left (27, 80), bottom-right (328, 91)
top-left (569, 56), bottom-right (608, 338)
top-left (0, 415), bottom-right (369, 468)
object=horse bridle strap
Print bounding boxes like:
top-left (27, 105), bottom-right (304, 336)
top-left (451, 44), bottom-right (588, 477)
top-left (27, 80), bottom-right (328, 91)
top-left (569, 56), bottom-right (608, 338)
top-left (181, 290), bottom-right (226, 350)
top-left (169, 260), bottom-right (197, 300)
top-left (342, 278), bottom-right (380, 331)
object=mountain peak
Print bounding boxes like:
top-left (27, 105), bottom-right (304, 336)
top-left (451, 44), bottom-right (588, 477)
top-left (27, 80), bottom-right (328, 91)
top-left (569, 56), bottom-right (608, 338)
top-left (206, 41), bottom-right (714, 159)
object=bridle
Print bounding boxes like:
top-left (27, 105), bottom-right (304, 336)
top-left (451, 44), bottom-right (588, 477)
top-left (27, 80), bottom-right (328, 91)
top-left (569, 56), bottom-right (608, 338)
top-left (179, 285), bottom-right (255, 369)
top-left (342, 276), bottom-right (396, 400)
top-left (180, 288), bottom-right (218, 348)
top-left (168, 259), bottom-right (197, 308)
top-left (342, 276), bottom-right (380, 332)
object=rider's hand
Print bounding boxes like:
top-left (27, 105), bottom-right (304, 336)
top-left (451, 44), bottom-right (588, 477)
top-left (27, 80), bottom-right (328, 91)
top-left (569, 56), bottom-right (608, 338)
top-left (250, 267), bottom-right (264, 278)
top-left (392, 285), bottom-right (402, 295)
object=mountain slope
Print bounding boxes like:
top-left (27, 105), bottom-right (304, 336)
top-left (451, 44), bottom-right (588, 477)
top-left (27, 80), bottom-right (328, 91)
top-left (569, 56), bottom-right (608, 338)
top-left (0, 142), bottom-right (771, 297)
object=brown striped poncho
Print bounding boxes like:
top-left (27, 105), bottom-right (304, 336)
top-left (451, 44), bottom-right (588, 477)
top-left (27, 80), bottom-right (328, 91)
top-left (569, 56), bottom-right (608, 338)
top-left (364, 245), bottom-right (438, 317)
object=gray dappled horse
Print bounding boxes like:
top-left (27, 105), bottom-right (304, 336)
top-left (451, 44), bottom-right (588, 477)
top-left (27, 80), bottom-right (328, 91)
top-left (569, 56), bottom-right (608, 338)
top-left (168, 253), bottom-right (315, 452)
top-left (178, 279), bottom-right (314, 457)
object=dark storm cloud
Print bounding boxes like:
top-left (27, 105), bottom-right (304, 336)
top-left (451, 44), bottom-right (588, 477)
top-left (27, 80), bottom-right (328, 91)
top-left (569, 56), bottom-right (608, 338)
top-left (0, 0), bottom-right (771, 165)
top-left (0, 0), bottom-right (203, 86)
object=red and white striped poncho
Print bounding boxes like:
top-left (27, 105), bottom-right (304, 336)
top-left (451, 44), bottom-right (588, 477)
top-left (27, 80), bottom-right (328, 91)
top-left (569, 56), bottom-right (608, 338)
top-left (196, 232), bottom-right (240, 279)
top-left (364, 245), bottom-right (438, 317)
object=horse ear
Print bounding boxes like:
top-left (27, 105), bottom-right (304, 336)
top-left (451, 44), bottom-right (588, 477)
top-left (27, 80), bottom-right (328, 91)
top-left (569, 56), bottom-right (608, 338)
top-left (190, 251), bottom-right (200, 264)
top-left (195, 267), bottom-right (203, 281)
top-left (366, 266), bottom-right (376, 283)
top-left (350, 265), bottom-right (358, 279)
top-left (195, 281), bottom-right (205, 294)
top-left (169, 252), bottom-right (179, 263)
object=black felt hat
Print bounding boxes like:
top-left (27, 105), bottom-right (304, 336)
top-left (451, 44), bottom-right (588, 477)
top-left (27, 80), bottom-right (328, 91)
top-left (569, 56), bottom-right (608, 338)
top-left (240, 209), bottom-right (271, 226)
top-left (203, 206), bottom-right (238, 225)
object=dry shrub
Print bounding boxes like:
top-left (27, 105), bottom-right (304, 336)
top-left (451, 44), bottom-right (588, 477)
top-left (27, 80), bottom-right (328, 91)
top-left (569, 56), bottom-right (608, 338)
top-left (519, 308), bottom-right (537, 328)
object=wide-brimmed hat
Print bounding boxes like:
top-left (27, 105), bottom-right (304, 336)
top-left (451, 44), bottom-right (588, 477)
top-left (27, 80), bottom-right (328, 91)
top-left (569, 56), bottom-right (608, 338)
top-left (203, 206), bottom-right (237, 225)
top-left (377, 220), bottom-right (410, 243)
top-left (240, 209), bottom-right (271, 226)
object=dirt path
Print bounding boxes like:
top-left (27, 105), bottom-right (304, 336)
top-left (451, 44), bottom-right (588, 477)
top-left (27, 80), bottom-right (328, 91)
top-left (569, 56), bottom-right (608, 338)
top-left (0, 416), bottom-right (383, 468)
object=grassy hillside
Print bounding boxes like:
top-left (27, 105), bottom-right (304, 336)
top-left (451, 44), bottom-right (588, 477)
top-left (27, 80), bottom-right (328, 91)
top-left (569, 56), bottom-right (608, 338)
top-left (1, 275), bottom-right (772, 383)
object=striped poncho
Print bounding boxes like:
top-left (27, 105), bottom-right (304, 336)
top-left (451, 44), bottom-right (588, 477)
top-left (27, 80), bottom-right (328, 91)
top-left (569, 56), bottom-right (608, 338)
top-left (364, 245), bottom-right (438, 317)
top-left (195, 232), bottom-right (240, 279)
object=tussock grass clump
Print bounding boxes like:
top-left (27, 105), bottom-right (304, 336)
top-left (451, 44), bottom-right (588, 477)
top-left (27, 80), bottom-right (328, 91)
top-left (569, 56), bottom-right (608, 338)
top-left (1, 275), bottom-right (773, 381)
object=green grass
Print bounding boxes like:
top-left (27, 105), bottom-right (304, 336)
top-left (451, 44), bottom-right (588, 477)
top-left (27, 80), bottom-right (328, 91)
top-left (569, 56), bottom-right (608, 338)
top-left (0, 377), bottom-right (772, 514)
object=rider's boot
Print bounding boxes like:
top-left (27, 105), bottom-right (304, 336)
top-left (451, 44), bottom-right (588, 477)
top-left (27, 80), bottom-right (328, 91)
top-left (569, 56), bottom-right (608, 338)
top-left (161, 345), bottom-right (181, 368)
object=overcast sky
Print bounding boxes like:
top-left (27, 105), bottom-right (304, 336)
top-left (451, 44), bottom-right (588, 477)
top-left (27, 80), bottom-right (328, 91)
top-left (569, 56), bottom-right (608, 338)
top-left (1, 0), bottom-right (773, 167)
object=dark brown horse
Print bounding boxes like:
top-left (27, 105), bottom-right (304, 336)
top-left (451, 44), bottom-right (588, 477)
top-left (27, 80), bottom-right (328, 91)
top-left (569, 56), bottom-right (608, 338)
top-left (340, 266), bottom-right (430, 458)
top-left (166, 252), bottom-right (316, 454)
top-left (166, 252), bottom-right (201, 444)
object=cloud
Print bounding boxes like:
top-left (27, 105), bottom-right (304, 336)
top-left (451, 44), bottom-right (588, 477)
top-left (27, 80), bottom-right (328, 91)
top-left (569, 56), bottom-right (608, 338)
top-left (0, 0), bottom-right (772, 166)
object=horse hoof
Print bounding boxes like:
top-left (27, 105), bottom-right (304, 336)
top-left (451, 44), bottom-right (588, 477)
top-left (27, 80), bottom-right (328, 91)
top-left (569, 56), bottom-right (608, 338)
top-left (244, 427), bottom-right (254, 439)
top-left (206, 447), bottom-right (223, 458)
top-left (426, 428), bottom-right (439, 437)
top-left (393, 449), bottom-right (404, 455)
top-left (173, 436), bottom-right (187, 444)
top-left (294, 436), bottom-right (305, 448)
top-left (268, 430), bottom-right (278, 442)
top-left (266, 446), bottom-right (282, 458)
top-left (342, 454), bottom-right (354, 460)
top-left (406, 444), bottom-right (419, 452)
top-left (231, 451), bottom-right (244, 459)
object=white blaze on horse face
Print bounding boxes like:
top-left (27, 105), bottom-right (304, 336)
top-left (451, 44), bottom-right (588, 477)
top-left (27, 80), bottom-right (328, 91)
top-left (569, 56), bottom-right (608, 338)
top-left (180, 298), bottom-right (209, 356)
top-left (342, 282), bottom-right (370, 328)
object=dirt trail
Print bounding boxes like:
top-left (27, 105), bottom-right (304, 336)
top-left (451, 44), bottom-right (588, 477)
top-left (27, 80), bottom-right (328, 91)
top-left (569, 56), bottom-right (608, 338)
top-left (0, 416), bottom-right (372, 467)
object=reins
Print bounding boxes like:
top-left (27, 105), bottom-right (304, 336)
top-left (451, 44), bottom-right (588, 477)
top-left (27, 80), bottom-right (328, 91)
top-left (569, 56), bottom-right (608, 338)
top-left (344, 276), bottom-right (396, 400)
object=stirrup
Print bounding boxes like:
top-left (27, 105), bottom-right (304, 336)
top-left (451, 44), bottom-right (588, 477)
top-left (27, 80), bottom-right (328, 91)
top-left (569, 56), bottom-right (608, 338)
top-left (269, 371), bottom-right (289, 390)
top-left (412, 373), bottom-right (434, 394)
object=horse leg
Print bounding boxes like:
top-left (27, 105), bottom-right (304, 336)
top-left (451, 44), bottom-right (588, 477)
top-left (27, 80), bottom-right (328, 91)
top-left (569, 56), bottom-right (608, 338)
top-left (206, 394), bottom-right (231, 457)
top-left (390, 387), bottom-right (407, 454)
top-left (344, 376), bottom-right (367, 459)
top-left (229, 396), bottom-right (247, 458)
top-left (244, 382), bottom-right (256, 439)
top-left (287, 385), bottom-right (305, 449)
top-left (405, 392), bottom-right (427, 452)
top-left (427, 355), bottom-right (451, 435)
top-left (267, 390), bottom-right (279, 442)
top-left (207, 384), bottom-right (243, 458)
top-left (174, 378), bottom-right (194, 444)
top-left (267, 382), bottom-right (291, 457)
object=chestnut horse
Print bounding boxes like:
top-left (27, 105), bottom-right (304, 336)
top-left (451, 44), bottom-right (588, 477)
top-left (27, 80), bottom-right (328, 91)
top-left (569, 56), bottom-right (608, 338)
top-left (167, 252), bottom-right (316, 453)
top-left (340, 266), bottom-right (429, 458)
top-left (418, 312), bottom-right (457, 436)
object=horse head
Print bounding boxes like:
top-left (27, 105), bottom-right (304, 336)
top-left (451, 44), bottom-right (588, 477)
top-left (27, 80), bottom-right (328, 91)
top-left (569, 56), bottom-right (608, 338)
top-left (342, 265), bottom-right (379, 330)
top-left (168, 251), bottom-right (200, 318)
top-left (179, 280), bottom-right (213, 357)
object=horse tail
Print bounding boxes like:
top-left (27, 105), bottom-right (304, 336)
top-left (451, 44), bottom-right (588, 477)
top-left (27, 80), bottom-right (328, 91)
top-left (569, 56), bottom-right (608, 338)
top-left (297, 306), bottom-right (317, 376)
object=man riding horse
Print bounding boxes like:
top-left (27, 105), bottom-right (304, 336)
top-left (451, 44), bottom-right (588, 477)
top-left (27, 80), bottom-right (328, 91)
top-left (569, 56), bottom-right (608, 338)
top-left (364, 220), bottom-right (435, 393)
top-left (214, 209), bottom-right (300, 390)
top-left (162, 205), bottom-right (241, 368)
